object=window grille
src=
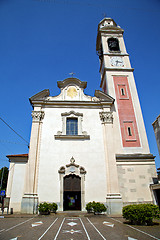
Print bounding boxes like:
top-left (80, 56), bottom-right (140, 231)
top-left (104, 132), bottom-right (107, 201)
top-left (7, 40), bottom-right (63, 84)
top-left (66, 118), bottom-right (78, 135)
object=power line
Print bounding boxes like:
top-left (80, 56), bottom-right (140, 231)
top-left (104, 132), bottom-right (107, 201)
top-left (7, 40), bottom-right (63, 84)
top-left (0, 159), bottom-right (9, 162)
top-left (0, 139), bottom-right (28, 146)
top-left (0, 117), bottom-right (29, 147)
top-left (33, 0), bottom-right (160, 13)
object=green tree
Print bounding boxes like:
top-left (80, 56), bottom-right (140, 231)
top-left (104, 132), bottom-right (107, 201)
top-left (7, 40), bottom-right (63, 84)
top-left (0, 167), bottom-right (9, 190)
top-left (157, 167), bottom-right (160, 180)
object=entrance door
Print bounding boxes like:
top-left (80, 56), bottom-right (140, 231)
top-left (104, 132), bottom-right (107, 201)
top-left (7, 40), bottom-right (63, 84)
top-left (63, 175), bottom-right (81, 210)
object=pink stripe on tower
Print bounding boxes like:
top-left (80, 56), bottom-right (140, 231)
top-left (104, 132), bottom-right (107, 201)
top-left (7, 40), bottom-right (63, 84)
top-left (113, 76), bottom-right (141, 147)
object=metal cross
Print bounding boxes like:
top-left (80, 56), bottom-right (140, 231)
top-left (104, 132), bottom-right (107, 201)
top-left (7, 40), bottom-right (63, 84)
top-left (69, 72), bottom-right (75, 77)
top-left (103, 13), bottom-right (107, 18)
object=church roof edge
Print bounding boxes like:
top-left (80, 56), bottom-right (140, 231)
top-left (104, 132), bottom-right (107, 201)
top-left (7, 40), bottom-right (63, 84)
top-left (29, 89), bottom-right (50, 106)
top-left (57, 77), bottom-right (87, 89)
top-left (94, 90), bottom-right (115, 103)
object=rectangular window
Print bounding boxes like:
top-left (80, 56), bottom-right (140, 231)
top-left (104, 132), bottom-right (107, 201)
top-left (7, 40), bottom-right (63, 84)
top-left (128, 127), bottom-right (132, 136)
top-left (123, 121), bottom-right (136, 141)
top-left (66, 118), bottom-right (78, 135)
top-left (121, 88), bottom-right (125, 96)
top-left (117, 84), bottom-right (129, 99)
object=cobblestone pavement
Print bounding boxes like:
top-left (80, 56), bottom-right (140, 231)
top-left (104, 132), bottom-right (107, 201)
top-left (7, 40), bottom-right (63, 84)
top-left (0, 214), bottom-right (160, 240)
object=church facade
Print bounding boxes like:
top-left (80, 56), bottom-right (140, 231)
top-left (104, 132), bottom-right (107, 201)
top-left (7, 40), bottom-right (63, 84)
top-left (6, 18), bottom-right (157, 214)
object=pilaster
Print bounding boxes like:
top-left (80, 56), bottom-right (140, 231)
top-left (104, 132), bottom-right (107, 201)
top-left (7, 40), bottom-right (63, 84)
top-left (100, 111), bottom-right (122, 214)
top-left (21, 110), bottom-right (44, 213)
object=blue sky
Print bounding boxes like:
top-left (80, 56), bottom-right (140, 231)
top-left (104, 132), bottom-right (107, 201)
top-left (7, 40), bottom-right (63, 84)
top-left (0, 0), bottom-right (160, 169)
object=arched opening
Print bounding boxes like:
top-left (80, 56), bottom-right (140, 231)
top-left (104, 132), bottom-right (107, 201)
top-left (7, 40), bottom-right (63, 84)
top-left (63, 174), bottom-right (81, 210)
top-left (108, 37), bottom-right (120, 52)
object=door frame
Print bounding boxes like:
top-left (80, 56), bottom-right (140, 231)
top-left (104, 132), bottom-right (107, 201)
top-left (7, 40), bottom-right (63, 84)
top-left (58, 157), bottom-right (86, 211)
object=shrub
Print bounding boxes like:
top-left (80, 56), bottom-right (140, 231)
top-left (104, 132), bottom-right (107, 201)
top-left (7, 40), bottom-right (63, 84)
top-left (38, 202), bottom-right (50, 214)
top-left (49, 202), bottom-right (58, 213)
top-left (86, 202), bottom-right (93, 213)
top-left (38, 202), bottom-right (58, 215)
top-left (122, 204), bottom-right (160, 225)
top-left (86, 201), bottom-right (107, 214)
top-left (93, 202), bottom-right (107, 214)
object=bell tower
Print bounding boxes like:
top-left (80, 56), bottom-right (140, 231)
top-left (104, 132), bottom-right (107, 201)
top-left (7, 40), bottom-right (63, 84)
top-left (96, 18), bottom-right (150, 150)
top-left (96, 18), bottom-right (152, 214)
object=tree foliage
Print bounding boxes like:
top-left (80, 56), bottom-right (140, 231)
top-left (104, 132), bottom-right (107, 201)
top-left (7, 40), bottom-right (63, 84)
top-left (0, 167), bottom-right (9, 190)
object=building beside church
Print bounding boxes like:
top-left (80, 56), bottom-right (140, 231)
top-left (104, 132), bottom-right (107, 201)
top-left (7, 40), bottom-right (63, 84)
top-left (6, 18), bottom-right (157, 215)
top-left (151, 115), bottom-right (160, 207)
top-left (153, 115), bottom-right (160, 157)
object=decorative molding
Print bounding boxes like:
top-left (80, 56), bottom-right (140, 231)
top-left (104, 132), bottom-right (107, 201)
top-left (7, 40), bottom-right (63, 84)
top-left (116, 154), bottom-right (155, 160)
top-left (99, 111), bottom-right (113, 124)
top-left (54, 135), bottom-right (90, 140)
top-left (31, 111), bottom-right (45, 122)
top-left (58, 166), bottom-right (65, 174)
top-left (104, 67), bottom-right (134, 72)
top-left (55, 110), bottom-right (90, 139)
top-left (80, 167), bottom-right (86, 174)
top-left (116, 154), bottom-right (155, 165)
top-left (58, 157), bottom-right (86, 175)
top-left (57, 78), bottom-right (87, 90)
top-left (66, 157), bottom-right (79, 168)
top-left (58, 157), bottom-right (86, 211)
top-left (61, 110), bottom-right (83, 117)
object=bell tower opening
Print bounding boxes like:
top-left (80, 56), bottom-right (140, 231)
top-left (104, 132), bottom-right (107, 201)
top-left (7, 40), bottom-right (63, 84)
top-left (63, 174), bottom-right (81, 211)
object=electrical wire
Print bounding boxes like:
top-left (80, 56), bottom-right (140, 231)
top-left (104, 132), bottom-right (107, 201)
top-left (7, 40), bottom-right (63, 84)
top-left (33, 0), bottom-right (160, 13)
top-left (0, 117), bottom-right (29, 147)
top-left (0, 139), bottom-right (28, 146)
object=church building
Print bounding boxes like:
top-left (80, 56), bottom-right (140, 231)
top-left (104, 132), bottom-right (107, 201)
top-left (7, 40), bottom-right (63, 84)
top-left (6, 18), bottom-right (157, 215)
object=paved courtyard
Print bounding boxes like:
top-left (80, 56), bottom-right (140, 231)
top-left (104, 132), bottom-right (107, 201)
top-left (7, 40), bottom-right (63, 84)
top-left (0, 213), bottom-right (160, 240)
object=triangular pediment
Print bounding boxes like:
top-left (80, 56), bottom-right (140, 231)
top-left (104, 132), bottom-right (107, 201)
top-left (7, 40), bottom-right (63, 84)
top-left (94, 90), bottom-right (114, 103)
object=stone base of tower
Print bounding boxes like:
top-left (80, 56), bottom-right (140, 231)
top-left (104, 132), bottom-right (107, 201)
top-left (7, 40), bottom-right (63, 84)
top-left (106, 193), bottom-right (123, 215)
top-left (21, 194), bottom-right (38, 214)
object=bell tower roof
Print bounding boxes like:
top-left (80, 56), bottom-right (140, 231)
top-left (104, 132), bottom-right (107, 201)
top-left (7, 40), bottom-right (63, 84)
top-left (96, 18), bottom-right (124, 51)
top-left (98, 18), bottom-right (117, 28)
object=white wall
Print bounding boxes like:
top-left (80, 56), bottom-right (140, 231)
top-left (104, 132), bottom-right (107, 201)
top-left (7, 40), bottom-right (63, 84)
top-left (37, 107), bottom-right (107, 204)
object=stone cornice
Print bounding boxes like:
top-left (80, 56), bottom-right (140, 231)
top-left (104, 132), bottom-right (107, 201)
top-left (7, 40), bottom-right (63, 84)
top-left (7, 154), bottom-right (28, 163)
top-left (55, 135), bottom-right (90, 140)
top-left (103, 53), bottom-right (129, 56)
top-left (104, 67), bottom-right (134, 72)
top-left (30, 100), bottom-right (113, 109)
top-left (116, 154), bottom-right (155, 162)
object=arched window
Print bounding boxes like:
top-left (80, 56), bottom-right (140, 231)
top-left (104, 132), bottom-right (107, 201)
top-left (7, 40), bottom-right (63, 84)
top-left (108, 38), bottom-right (120, 52)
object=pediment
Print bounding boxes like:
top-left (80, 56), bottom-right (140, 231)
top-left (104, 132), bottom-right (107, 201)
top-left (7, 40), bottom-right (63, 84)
top-left (57, 77), bottom-right (87, 89)
top-left (94, 90), bottom-right (114, 103)
top-left (52, 77), bottom-right (90, 101)
top-left (29, 89), bottom-right (50, 102)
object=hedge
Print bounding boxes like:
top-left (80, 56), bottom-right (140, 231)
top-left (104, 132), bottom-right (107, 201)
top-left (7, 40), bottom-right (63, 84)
top-left (122, 203), bottom-right (160, 225)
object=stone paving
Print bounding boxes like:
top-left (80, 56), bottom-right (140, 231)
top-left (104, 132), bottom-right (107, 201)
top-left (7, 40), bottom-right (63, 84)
top-left (0, 212), bottom-right (160, 240)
